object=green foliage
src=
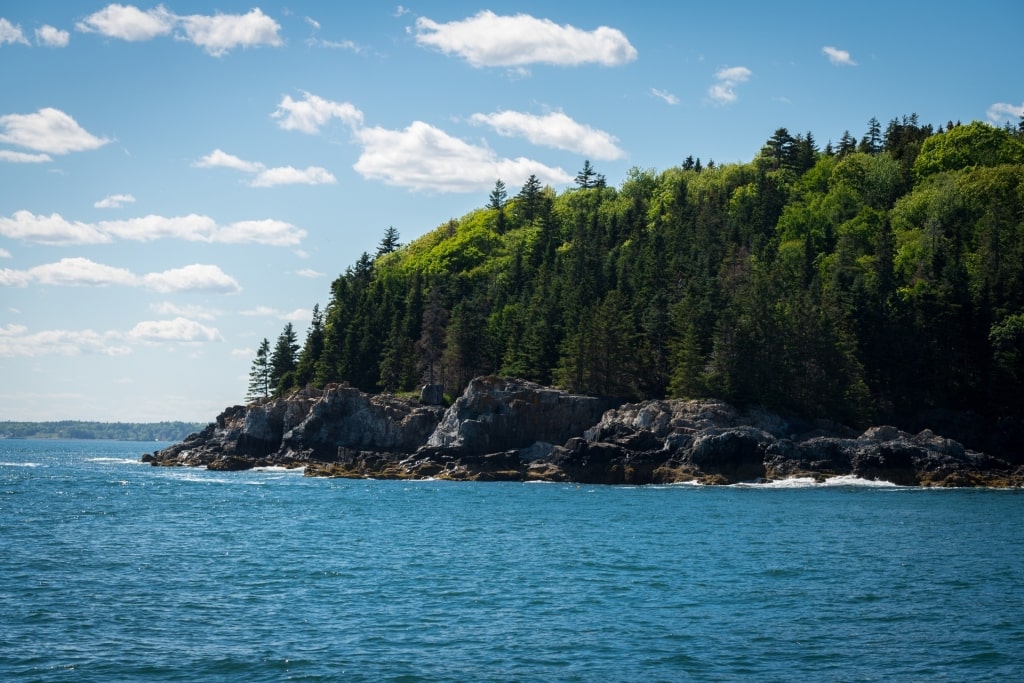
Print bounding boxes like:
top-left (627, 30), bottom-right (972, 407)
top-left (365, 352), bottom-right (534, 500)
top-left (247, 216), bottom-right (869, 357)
top-left (260, 118), bottom-right (1024, 427)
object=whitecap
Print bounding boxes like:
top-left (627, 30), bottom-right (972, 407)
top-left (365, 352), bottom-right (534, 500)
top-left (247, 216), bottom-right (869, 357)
top-left (733, 475), bottom-right (902, 489)
top-left (0, 461), bottom-right (42, 468)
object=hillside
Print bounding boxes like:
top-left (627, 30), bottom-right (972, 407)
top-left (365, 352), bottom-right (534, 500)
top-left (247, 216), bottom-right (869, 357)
top-left (0, 421), bottom-right (205, 442)
top-left (252, 116), bottom-right (1024, 431)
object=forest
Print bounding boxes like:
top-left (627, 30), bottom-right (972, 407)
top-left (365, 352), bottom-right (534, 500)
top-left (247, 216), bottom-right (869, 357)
top-left (248, 116), bottom-right (1024, 429)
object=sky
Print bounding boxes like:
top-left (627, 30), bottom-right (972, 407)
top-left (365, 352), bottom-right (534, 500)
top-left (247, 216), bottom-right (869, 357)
top-left (1, 1), bottom-right (1022, 422)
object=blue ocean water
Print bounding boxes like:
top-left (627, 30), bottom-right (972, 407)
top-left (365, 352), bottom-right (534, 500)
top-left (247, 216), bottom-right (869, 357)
top-left (1, 439), bottom-right (1022, 682)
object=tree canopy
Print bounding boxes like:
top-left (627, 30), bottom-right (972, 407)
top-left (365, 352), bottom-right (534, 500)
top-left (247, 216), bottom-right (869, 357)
top-left (250, 118), bottom-right (1024, 430)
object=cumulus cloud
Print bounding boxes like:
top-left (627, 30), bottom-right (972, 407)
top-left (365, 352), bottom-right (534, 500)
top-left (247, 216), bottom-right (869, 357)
top-left (194, 148), bottom-right (336, 187)
top-left (94, 193), bottom-right (136, 209)
top-left (272, 92), bottom-right (364, 134)
top-left (353, 120), bottom-right (573, 192)
top-left (822, 46), bottom-right (857, 66)
top-left (36, 25), bottom-right (70, 47)
top-left (0, 323), bottom-right (131, 357)
top-left (194, 148), bottom-right (263, 173)
top-left (128, 317), bottom-right (223, 342)
top-left (0, 18), bottom-right (29, 45)
top-left (150, 301), bottom-right (219, 321)
top-left (75, 4), bottom-right (175, 41)
top-left (0, 150), bottom-right (52, 163)
top-left (0, 210), bottom-right (305, 246)
top-left (0, 257), bottom-right (241, 293)
top-left (75, 4), bottom-right (281, 56)
top-left (250, 165), bottom-right (336, 187)
top-left (176, 8), bottom-right (282, 57)
top-left (469, 110), bottom-right (624, 160)
top-left (0, 210), bottom-right (111, 245)
top-left (413, 11), bottom-right (637, 68)
top-left (0, 107), bottom-right (110, 154)
top-left (275, 91), bottom-right (575, 192)
top-left (987, 101), bottom-right (1024, 124)
top-left (708, 66), bottom-right (752, 105)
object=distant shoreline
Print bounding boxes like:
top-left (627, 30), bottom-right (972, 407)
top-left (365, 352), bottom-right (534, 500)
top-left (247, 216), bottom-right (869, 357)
top-left (0, 421), bottom-right (205, 443)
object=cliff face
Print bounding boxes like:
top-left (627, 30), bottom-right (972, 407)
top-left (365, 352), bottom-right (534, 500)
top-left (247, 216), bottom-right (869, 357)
top-left (145, 377), bottom-right (1023, 487)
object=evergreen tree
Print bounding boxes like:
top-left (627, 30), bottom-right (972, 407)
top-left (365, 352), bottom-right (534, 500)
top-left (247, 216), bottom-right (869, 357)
top-left (416, 285), bottom-right (448, 386)
top-left (516, 174), bottom-right (543, 223)
top-left (270, 322), bottom-right (300, 394)
top-left (377, 226), bottom-right (400, 257)
top-left (246, 338), bottom-right (271, 402)
top-left (575, 159), bottom-right (598, 188)
top-left (488, 178), bottom-right (508, 233)
top-left (293, 304), bottom-right (324, 388)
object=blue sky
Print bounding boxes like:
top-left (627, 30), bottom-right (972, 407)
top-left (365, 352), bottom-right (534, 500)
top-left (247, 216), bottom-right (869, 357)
top-left (1, 2), bottom-right (1022, 422)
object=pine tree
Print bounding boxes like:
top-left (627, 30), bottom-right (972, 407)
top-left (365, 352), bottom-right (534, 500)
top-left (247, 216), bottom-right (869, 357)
top-left (269, 323), bottom-right (299, 394)
top-left (575, 160), bottom-right (597, 188)
top-left (376, 226), bottom-right (400, 257)
top-left (246, 338), bottom-right (271, 402)
top-left (416, 286), bottom-right (448, 386)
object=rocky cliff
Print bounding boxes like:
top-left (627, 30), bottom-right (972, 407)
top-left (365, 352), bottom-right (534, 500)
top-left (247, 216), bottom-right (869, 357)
top-left (145, 377), bottom-right (1023, 487)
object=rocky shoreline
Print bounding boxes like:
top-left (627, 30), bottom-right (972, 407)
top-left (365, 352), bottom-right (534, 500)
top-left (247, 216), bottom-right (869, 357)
top-left (144, 376), bottom-right (1024, 487)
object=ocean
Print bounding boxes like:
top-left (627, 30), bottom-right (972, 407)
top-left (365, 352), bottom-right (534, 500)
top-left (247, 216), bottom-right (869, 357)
top-left (1, 438), bottom-right (1022, 682)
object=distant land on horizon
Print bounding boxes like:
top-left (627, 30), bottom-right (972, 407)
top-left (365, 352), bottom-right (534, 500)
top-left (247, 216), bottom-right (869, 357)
top-left (0, 420), bottom-right (206, 442)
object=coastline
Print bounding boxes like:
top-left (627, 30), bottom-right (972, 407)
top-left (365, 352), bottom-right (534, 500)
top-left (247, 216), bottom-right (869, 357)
top-left (144, 376), bottom-right (1024, 488)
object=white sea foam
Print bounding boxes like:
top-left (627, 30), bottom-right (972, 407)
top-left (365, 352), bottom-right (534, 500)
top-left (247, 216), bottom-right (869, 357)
top-left (86, 457), bottom-right (144, 465)
top-left (251, 465), bottom-right (304, 474)
top-left (0, 461), bottom-right (41, 467)
top-left (733, 475), bottom-right (902, 489)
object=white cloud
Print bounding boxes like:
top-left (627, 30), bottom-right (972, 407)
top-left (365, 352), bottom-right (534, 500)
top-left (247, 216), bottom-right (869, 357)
top-left (413, 11), bottom-right (637, 68)
top-left (36, 25), bottom-right (70, 47)
top-left (75, 4), bottom-right (175, 41)
top-left (241, 306), bottom-right (312, 322)
top-left (353, 120), bottom-right (573, 192)
top-left (1, 210), bottom-right (305, 246)
top-left (94, 193), bottom-right (136, 209)
top-left (469, 110), bottom-right (625, 160)
top-left (231, 347), bottom-right (254, 358)
top-left (194, 148), bottom-right (264, 173)
top-left (708, 66), bottom-right (752, 105)
top-left (272, 92), bottom-right (364, 134)
top-left (987, 101), bottom-right (1024, 124)
top-left (0, 323), bottom-right (131, 357)
top-left (296, 268), bottom-right (325, 278)
top-left (305, 16), bottom-right (321, 31)
top-left (822, 46), bottom-right (857, 66)
top-left (176, 8), bottom-right (282, 57)
top-left (0, 257), bottom-right (241, 293)
top-left (128, 317), bottom-right (223, 342)
top-left (0, 210), bottom-right (112, 245)
top-left (0, 248), bottom-right (10, 258)
top-left (651, 88), bottom-right (679, 105)
top-left (140, 264), bottom-right (242, 293)
top-left (150, 301), bottom-right (219, 321)
top-left (211, 219), bottom-right (306, 246)
top-left (195, 148), bottom-right (336, 187)
top-left (250, 165), bottom-right (336, 187)
top-left (0, 150), bottom-right (52, 163)
top-left (0, 107), bottom-right (110, 154)
top-left (75, 4), bottom-right (281, 56)
top-left (0, 18), bottom-right (29, 45)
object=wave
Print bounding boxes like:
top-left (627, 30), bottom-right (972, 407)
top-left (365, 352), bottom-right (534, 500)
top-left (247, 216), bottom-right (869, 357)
top-left (86, 457), bottom-right (144, 465)
top-left (0, 461), bottom-right (41, 468)
top-left (732, 475), bottom-right (902, 489)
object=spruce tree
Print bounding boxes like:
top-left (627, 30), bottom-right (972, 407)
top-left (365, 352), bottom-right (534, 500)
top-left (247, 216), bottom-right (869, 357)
top-left (246, 338), bottom-right (271, 402)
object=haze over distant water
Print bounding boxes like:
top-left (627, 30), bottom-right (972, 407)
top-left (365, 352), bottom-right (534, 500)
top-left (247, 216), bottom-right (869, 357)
top-left (2, 439), bottom-right (1022, 681)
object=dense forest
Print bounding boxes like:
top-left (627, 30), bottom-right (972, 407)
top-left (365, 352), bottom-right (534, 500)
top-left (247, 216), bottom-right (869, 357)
top-left (249, 116), bottom-right (1024, 429)
top-left (0, 421), bottom-right (205, 441)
